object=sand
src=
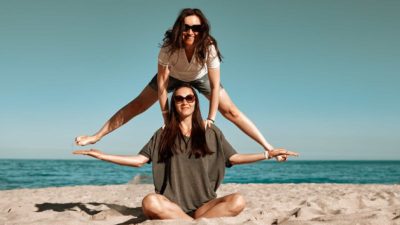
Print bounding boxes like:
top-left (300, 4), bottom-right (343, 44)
top-left (1, 183), bottom-right (399, 225)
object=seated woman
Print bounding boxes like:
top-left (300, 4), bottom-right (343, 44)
top-left (73, 83), bottom-right (298, 220)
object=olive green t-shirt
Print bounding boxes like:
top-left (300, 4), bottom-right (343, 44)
top-left (138, 125), bottom-right (237, 213)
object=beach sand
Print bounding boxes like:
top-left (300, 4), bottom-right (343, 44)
top-left (1, 183), bottom-right (399, 225)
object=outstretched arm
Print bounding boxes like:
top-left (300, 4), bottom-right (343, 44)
top-left (229, 149), bottom-right (298, 165)
top-left (73, 149), bottom-right (149, 167)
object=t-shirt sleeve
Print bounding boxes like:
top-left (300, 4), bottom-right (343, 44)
top-left (138, 129), bottom-right (161, 163)
top-left (206, 45), bottom-right (220, 69)
top-left (211, 126), bottom-right (237, 168)
top-left (220, 132), bottom-right (237, 168)
top-left (158, 47), bottom-right (170, 67)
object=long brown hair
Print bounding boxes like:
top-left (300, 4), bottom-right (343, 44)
top-left (158, 83), bottom-right (213, 162)
top-left (161, 8), bottom-right (223, 66)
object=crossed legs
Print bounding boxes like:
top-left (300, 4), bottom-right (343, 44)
top-left (142, 193), bottom-right (245, 220)
top-left (142, 194), bottom-right (193, 220)
top-left (193, 192), bottom-right (246, 218)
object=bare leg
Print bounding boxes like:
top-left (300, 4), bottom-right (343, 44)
top-left (142, 193), bottom-right (194, 220)
top-left (206, 89), bottom-right (274, 150)
top-left (76, 85), bottom-right (158, 146)
top-left (194, 193), bottom-right (245, 219)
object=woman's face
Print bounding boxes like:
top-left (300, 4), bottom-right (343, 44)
top-left (182, 15), bottom-right (202, 47)
top-left (174, 87), bottom-right (196, 119)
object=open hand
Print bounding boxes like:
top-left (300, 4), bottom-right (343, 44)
top-left (73, 149), bottom-right (103, 158)
top-left (75, 135), bottom-right (99, 146)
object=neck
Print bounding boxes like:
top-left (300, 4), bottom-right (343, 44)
top-left (185, 45), bottom-right (195, 52)
top-left (179, 116), bottom-right (193, 136)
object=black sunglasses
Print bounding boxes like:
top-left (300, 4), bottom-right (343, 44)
top-left (184, 24), bottom-right (203, 32)
top-left (174, 94), bottom-right (196, 103)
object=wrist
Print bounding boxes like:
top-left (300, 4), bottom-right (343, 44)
top-left (264, 145), bottom-right (274, 152)
top-left (207, 118), bottom-right (215, 123)
top-left (97, 153), bottom-right (105, 160)
top-left (264, 150), bottom-right (272, 160)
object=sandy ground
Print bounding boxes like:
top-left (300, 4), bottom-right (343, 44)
top-left (1, 183), bottom-right (399, 225)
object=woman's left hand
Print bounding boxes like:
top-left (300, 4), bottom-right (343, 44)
top-left (73, 149), bottom-right (103, 158)
top-left (276, 155), bottom-right (288, 162)
top-left (203, 119), bottom-right (214, 129)
top-left (269, 149), bottom-right (299, 162)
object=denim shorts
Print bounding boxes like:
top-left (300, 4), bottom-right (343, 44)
top-left (148, 74), bottom-right (223, 97)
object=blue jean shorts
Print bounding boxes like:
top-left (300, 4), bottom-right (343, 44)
top-left (148, 74), bottom-right (223, 97)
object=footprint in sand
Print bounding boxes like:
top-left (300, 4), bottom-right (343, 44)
top-left (91, 209), bottom-right (123, 221)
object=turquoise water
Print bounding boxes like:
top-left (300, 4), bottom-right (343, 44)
top-left (1, 160), bottom-right (399, 190)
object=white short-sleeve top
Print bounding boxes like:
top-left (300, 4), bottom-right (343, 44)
top-left (158, 45), bottom-right (220, 82)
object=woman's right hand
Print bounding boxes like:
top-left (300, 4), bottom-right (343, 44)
top-left (73, 149), bottom-right (103, 158)
top-left (75, 135), bottom-right (99, 146)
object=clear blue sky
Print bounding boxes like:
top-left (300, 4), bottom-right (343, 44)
top-left (1, 0), bottom-right (399, 160)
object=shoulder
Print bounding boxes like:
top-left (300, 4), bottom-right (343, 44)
top-left (206, 124), bottom-right (223, 138)
top-left (207, 44), bottom-right (217, 52)
top-left (149, 127), bottom-right (164, 140)
top-left (159, 46), bottom-right (181, 59)
top-left (159, 45), bottom-right (172, 53)
top-left (206, 44), bottom-right (219, 60)
top-left (154, 127), bottom-right (164, 135)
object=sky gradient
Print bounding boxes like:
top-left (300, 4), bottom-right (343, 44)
top-left (1, 0), bottom-right (399, 160)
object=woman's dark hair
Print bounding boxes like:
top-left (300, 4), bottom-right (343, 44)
top-left (158, 83), bottom-right (213, 162)
top-left (161, 8), bottom-right (223, 66)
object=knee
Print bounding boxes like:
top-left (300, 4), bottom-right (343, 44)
top-left (142, 193), bottom-right (164, 216)
top-left (227, 193), bottom-right (246, 215)
top-left (220, 105), bottom-right (240, 120)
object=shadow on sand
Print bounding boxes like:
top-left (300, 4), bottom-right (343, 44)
top-left (35, 202), bottom-right (147, 224)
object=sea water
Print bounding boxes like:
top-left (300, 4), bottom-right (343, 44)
top-left (1, 159), bottom-right (399, 190)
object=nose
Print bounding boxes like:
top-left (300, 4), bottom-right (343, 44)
top-left (187, 28), bottom-right (194, 35)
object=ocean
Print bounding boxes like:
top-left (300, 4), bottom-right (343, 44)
top-left (0, 160), bottom-right (399, 190)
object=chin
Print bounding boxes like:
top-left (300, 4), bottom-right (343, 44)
top-left (184, 38), bottom-right (195, 44)
top-left (178, 111), bottom-right (194, 118)
top-left (182, 112), bottom-right (193, 117)
top-left (185, 42), bottom-right (195, 47)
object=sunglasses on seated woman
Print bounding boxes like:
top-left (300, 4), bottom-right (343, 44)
top-left (184, 24), bottom-right (203, 32)
top-left (174, 94), bottom-right (196, 103)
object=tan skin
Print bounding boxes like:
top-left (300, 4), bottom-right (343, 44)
top-left (75, 15), bottom-right (287, 161)
top-left (74, 87), bottom-right (298, 220)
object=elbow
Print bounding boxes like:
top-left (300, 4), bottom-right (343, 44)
top-left (131, 155), bottom-right (149, 168)
top-left (229, 154), bottom-right (240, 165)
top-left (132, 162), bottom-right (144, 168)
top-left (133, 158), bottom-right (148, 168)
